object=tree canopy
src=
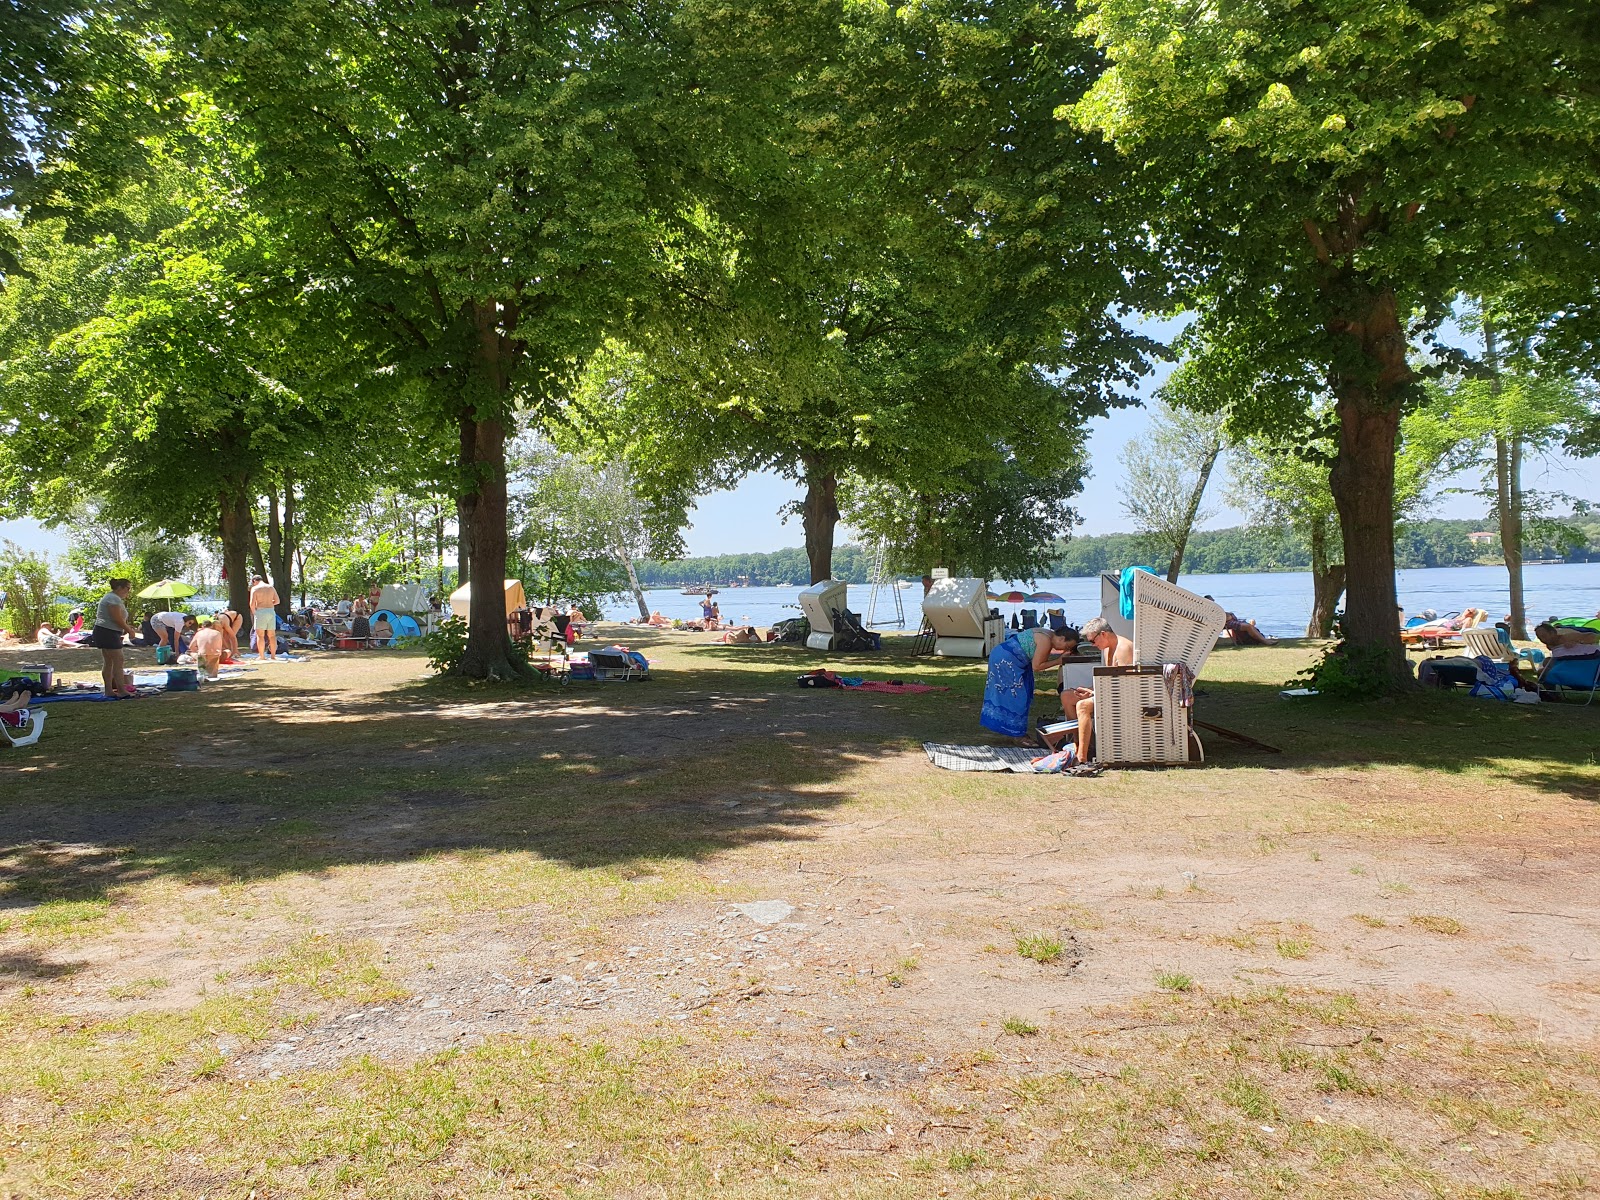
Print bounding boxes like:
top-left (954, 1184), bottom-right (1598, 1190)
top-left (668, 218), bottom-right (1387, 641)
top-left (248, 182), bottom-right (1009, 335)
top-left (1071, 0), bottom-right (1600, 681)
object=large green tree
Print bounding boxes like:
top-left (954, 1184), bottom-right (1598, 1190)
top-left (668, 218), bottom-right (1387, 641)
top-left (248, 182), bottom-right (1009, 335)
top-left (1409, 321), bottom-right (1599, 639)
top-left (587, 0), bottom-right (1155, 585)
top-left (136, 0), bottom-right (713, 676)
top-left (1072, 0), bottom-right (1600, 683)
top-left (0, 147), bottom-right (381, 613)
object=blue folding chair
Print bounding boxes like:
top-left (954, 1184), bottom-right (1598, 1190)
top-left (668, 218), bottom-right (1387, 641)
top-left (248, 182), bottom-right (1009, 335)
top-left (1468, 656), bottom-right (1520, 702)
top-left (1542, 656), bottom-right (1600, 706)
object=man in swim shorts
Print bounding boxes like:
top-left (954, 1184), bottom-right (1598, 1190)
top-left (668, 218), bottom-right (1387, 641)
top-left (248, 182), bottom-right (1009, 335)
top-left (248, 575), bottom-right (281, 659)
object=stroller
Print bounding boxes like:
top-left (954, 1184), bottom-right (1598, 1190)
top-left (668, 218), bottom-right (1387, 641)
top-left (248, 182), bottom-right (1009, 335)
top-left (830, 608), bottom-right (881, 652)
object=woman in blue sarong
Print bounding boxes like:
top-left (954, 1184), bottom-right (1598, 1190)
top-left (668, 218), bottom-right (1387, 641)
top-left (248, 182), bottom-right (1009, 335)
top-left (980, 625), bottom-right (1079, 738)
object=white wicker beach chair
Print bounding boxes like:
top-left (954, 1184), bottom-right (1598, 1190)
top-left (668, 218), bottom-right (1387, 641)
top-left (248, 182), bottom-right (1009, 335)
top-left (1092, 572), bottom-right (1226, 766)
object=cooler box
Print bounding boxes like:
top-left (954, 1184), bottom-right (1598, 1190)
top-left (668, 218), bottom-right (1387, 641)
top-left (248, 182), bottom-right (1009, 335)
top-left (8, 664), bottom-right (54, 691)
top-left (922, 577), bottom-right (1003, 659)
top-left (798, 580), bottom-right (848, 651)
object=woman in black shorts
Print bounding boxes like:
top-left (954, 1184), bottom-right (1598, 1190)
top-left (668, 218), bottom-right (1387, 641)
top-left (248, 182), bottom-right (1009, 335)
top-left (91, 578), bottom-right (139, 697)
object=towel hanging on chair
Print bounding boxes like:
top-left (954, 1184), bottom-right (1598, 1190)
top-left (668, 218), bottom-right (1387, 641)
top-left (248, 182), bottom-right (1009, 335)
top-left (1119, 566), bottom-right (1160, 620)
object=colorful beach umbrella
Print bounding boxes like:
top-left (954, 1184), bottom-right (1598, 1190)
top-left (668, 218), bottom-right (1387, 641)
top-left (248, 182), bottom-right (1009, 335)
top-left (137, 578), bottom-right (198, 601)
top-left (987, 590), bottom-right (1029, 603)
top-left (1026, 591), bottom-right (1065, 604)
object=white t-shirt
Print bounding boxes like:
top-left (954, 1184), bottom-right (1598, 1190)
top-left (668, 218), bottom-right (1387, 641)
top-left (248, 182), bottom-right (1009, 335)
top-left (152, 611), bottom-right (187, 632)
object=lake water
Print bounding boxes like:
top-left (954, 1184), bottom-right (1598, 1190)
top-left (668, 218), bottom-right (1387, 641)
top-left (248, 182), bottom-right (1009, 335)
top-left (605, 561), bottom-right (1600, 637)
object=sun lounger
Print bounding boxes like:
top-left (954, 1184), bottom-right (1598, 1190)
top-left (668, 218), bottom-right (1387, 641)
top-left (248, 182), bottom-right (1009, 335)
top-left (1401, 608), bottom-right (1488, 649)
top-left (0, 688), bottom-right (46, 748)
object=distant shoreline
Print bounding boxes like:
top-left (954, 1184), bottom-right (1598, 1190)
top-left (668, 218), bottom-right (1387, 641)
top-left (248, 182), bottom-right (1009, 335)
top-left (638, 558), bottom-right (1596, 590)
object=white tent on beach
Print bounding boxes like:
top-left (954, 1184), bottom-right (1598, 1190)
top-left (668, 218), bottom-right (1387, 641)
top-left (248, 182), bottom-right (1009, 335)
top-left (448, 579), bottom-right (526, 624)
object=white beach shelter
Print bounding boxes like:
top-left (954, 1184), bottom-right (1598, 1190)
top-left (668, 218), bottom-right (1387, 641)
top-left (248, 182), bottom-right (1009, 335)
top-left (922, 577), bottom-right (1003, 658)
top-left (448, 579), bottom-right (527, 625)
top-left (798, 580), bottom-right (848, 651)
top-left (1092, 571), bottom-right (1226, 765)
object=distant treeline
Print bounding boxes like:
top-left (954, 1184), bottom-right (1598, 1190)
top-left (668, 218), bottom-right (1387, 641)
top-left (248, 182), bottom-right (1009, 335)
top-left (634, 544), bottom-right (879, 587)
top-left (636, 517), bottom-right (1599, 587)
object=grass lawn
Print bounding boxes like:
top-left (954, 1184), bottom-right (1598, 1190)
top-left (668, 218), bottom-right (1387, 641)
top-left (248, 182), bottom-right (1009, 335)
top-left (1, 629), bottom-right (1597, 1198)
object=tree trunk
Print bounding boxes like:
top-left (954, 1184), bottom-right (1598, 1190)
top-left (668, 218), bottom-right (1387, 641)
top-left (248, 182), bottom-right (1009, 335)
top-left (434, 503), bottom-right (446, 593)
top-left (622, 550), bottom-right (650, 622)
top-left (455, 304), bottom-right (529, 679)
top-left (1306, 517), bottom-right (1346, 638)
top-left (264, 481), bottom-right (296, 617)
top-left (217, 487), bottom-right (255, 614)
top-left (1485, 323), bottom-right (1528, 640)
top-left (456, 413), bottom-right (477, 589)
top-left (1167, 443), bottom-right (1223, 583)
top-left (800, 459), bottom-right (839, 585)
top-left (1325, 284), bottom-right (1412, 686)
top-left (244, 501), bottom-right (268, 587)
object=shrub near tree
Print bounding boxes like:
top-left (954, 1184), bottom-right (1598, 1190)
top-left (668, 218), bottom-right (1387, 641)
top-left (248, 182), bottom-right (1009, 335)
top-left (0, 540), bottom-right (60, 638)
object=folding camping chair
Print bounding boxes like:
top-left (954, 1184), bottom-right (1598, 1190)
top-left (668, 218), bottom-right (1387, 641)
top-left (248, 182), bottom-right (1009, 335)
top-left (1542, 656), bottom-right (1600, 705)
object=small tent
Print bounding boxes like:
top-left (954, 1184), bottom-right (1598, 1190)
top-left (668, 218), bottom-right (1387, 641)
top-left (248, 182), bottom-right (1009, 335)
top-left (378, 583), bottom-right (432, 614)
top-left (448, 580), bottom-right (526, 625)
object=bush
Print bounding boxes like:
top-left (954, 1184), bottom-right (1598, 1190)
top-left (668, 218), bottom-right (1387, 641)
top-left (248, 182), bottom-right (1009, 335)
top-left (1294, 641), bottom-right (1408, 699)
top-left (420, 616), bottom-right (531, 677)
top-left (422, 616), bottom-right (469, 673)
top-left (0, 541), bottom-right (60, 638)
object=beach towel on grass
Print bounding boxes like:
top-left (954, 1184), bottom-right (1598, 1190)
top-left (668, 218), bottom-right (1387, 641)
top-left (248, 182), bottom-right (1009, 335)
top-left (924, 743), bottom-right (1049, 772)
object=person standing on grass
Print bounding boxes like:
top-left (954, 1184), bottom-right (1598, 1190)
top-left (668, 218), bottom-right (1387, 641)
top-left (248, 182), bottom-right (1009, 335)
top-left (249, 575), bottom-right (280, 659)
top-left (90, 578), bottom-right (138, 697)
top-left (981, 623), bottom-right (1079, 741)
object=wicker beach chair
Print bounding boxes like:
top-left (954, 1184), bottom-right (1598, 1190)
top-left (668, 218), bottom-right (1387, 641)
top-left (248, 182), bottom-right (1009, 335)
top-left (1091, 572), bottom-right (1227, 766)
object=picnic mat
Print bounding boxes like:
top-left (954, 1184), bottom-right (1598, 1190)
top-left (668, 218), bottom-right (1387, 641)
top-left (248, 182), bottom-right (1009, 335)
top-left (923, 743), bottom-right (1045, 772)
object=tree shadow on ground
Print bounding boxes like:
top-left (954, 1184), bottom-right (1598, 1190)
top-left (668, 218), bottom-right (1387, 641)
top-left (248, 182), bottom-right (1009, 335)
top-left (2, 637), bottom-right (1596, 914)
top-left (0, 655), bottom-right (912, 908)
top-left (1195, 677), bottom-right (1600, 803)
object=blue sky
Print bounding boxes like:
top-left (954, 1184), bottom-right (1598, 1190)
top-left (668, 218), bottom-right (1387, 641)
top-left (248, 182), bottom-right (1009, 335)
top-left (5, 357), bottom-right (1595, 561)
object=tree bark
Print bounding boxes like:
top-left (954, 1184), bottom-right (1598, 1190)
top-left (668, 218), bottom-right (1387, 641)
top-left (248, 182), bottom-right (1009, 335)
top-left (1166, 442), bottom-right (1223, 583)
top-left (1306, 517), bottom-right (1346, 638)
top-left (217, 486), bottom-right (256, 614)
top-left (1325, 284), bottom-right (1412, 686)
top-left (263, 479), bottom-right (296, 616)
top-left (800, 459), bottom-right (840, 585)
top-left (622, 550), bottom-right (650, 622)
top-left (455, 303), bottom-right (530, 679)
top-left (456, 411), bottom-right (477, 589)
top-left (1485, 323), bottom-right (1528, 640)
top-left (244, 501), bottom-right (268, 587)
